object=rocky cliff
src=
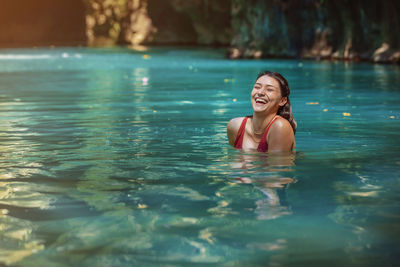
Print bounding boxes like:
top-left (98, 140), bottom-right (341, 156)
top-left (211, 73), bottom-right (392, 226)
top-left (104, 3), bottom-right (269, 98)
top-left (82, 0), bottom-right (400, 63)
top-left (84, 0), bottom-right (231, 46)
top-left (1, 0), bottom-right (399, 63)
top-left (228, 0), bottom-right (400, 63)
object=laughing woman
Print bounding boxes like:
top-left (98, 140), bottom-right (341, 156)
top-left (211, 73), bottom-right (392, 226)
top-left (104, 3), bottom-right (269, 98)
top-left (227, 71), bottom-right (297, 152)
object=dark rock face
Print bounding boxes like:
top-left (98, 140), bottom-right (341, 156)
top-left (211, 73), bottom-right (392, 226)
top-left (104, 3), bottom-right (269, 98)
top-left (127, 0), bottom-right (231, 46)
top-left (149, 0), bottom-right (232, 45)
top-left (0, 0), bottom-right (86, 47)
top-left (229, 0), bottom-right (400, 63)
top-left (145, 0), bottom-right (198, 44)
top-left (86, 0), bottom-right (231, 47)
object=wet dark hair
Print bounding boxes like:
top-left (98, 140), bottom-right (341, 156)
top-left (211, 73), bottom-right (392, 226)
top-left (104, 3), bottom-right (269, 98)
top-left (256, 71), bottom-right (297, 134)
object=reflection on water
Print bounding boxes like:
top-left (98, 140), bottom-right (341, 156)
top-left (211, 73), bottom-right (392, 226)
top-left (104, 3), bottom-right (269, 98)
top-left (229, 152), bottom-right (296, 220)
top-left (0, 47), bottom-right (399, 266)
top-left (0, 102), bottom-right (49, 264)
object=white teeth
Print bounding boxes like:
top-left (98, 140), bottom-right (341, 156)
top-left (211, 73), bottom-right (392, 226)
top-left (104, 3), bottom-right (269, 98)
top-left (255, 98), bottom-right (267, 104)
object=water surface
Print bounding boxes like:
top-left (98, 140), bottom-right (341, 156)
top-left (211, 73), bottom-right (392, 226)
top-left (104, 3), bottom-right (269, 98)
top-left (0, 47), bottom-right (400, 266)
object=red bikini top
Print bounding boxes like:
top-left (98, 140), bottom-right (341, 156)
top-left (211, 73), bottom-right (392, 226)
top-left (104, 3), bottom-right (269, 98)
top-left (234, 116), bottom-right (279, 152)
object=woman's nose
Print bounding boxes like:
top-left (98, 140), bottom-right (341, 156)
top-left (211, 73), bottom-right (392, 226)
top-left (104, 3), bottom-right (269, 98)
top-left (257, 87), bottom-right (266, 95)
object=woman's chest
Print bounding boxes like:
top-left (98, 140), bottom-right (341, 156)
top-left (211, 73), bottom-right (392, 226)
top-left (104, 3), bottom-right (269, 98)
top-left (242, 131), bottom-right (264, 150)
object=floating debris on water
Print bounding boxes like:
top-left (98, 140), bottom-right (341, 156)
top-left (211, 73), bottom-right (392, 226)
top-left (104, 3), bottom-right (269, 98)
top-left (199, 228), bottom-right (215, 244)
top-left (219, 201), bottom-right (229, 207)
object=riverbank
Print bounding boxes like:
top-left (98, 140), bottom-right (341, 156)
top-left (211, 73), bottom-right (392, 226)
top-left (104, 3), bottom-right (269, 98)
top-left (1, 43), bottom-right (399, 66)
top-left (227, 43), bottom-right (400, 64)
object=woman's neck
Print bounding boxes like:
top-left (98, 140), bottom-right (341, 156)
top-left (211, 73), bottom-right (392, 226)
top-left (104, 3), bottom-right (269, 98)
top-left (251, 112), bottom-right (277, 136)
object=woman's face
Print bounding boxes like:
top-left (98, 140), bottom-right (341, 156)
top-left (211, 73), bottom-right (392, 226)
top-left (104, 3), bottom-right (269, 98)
top-left (251, 75), bottom-right (287, 114)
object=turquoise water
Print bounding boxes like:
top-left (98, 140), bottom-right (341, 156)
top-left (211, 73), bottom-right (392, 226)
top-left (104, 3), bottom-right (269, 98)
top-left (0, 47), bottom-right (400, 266)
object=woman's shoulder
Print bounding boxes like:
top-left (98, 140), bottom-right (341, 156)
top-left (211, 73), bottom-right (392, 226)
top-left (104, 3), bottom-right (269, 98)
top-left (227, 117), bottom-right (246, 132)
top-left (227, 117), bottom-right (246, 146)
top-left (267, 115), bottom-right (296, 151)
top-left (270, 116), bottom-right (294, 133)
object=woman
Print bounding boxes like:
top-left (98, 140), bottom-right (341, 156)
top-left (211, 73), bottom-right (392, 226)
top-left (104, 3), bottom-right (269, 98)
top-left (227, 71), bottom-right (296, 152)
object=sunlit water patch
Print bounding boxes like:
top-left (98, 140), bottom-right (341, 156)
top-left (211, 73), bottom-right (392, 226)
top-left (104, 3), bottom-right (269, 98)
top-left (0, 47), bottom-right (400, 266)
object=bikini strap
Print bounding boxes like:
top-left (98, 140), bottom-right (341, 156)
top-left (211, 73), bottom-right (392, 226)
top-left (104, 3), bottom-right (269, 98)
top-left (257, 116), bottom-right (280, 152)
top-left (234, 116), bottom-right (249, 148)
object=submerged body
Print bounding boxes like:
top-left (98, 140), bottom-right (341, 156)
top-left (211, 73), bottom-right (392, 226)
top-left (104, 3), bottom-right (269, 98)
top-left (227, 71), bottom-right (296, 152)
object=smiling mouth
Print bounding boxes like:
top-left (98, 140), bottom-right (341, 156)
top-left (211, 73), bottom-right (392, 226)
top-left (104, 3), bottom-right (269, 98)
top-left (255, 98), bottom-right (267, 104)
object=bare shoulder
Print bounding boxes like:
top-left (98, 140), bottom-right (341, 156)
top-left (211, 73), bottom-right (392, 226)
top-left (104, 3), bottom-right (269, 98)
top-left (227, 117), bottom-right (244, 132)
top-left (270, 116), bottom-right (293, 133)
top-left (267, 116), bottom-right (295, 152)
top-left (227, 117), bottom-right (245, 146)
